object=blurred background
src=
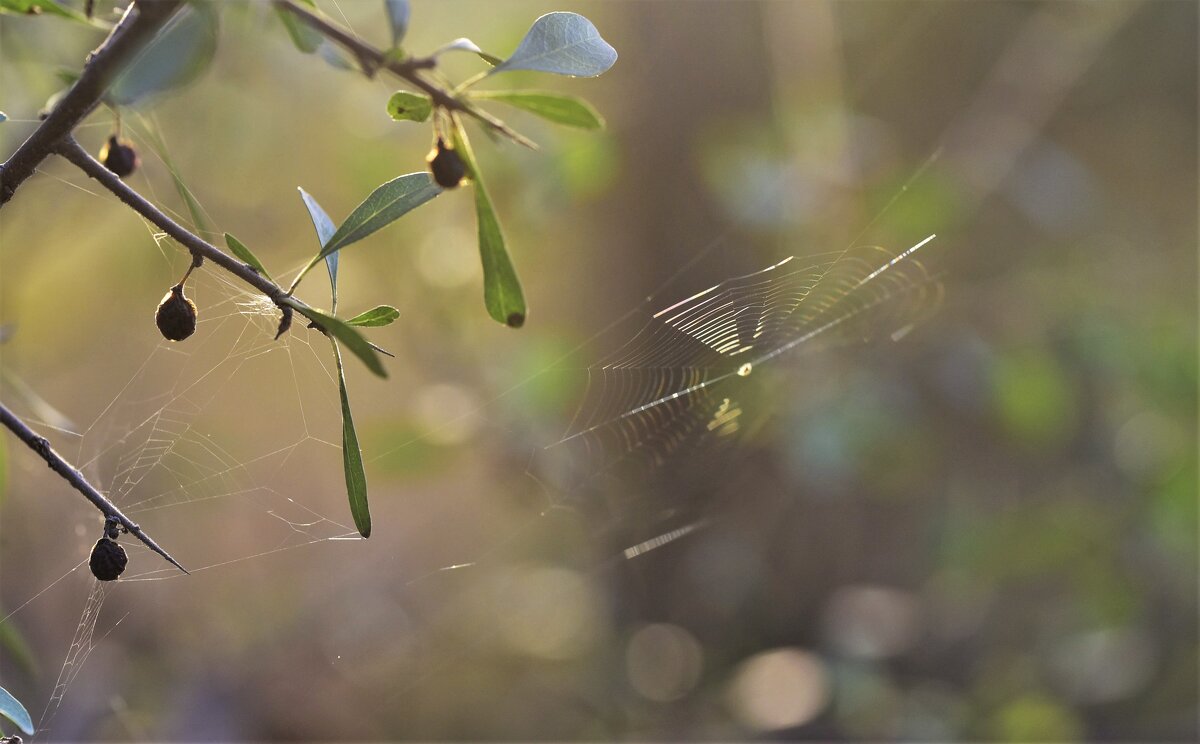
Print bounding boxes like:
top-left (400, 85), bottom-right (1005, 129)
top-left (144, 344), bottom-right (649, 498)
top-left (0, 1), bottom-right (1196, 740)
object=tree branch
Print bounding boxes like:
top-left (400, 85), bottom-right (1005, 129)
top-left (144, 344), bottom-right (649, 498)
top-left (0, 0), bottom-right (184, 207)
top-left (0, 402), bottom-right (188, 575)
top-left (55, 137), bottom-right (298, 338)
top-left (273, 0), bottom-right (535, 148)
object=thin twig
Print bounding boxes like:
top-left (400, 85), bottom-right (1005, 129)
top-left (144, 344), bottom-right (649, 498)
top-left (0, 402), bottom-right (189, 575)
top-left (55, 137), bottom-right (299, 338)
top-left (0, 0), bottom-right (184, 206)
top-left (273, 0), bottom-right (536, 149)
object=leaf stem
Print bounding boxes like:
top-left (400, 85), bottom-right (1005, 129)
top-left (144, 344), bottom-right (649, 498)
top-left (0, 402), bottom-right (188, 575)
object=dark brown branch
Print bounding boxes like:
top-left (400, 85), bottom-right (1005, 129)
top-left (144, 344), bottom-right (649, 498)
top-left (55, 137), bottom-right (297, 337)
top-left (0, 402), bottom-right (188, 575)
top-left (273, 0), bottom-right (535, 148)
top-left (273, 0), bottom-right (452, 105)
top-left (0, 0), bottom-right (184, 206)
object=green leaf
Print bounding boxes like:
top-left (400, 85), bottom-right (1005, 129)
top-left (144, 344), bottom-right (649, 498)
top-left (469, 90), bottom-right (603, 130)
top-left (275, 0), bottom-right (322, 53)
top-left (298, 187), bottom-right (337, 247)
top-left (292, 174), bottom-right (442, 290)
top-left (431, 37), bottom-right (501, 65)
top-left (386, 90), bottom-right (432, 123)
top-left (297, 187), bottom-right (339, 299)
top-left (333, 341), bottom-right (371, 537)
top-left (491, 12), bottom-right (616, 78)
top-left (384, 0), bottom-right (409, 47)
top-left (346, 305), bottom-right (400, 327)
top-left (290, 303), bottom-right (387, 378)
top-left (109, 3), bottom-right (219, 107)
top-left (0, 684), bottom-right (33, 736)
top-left (224, 233), bottom-right (271, 280)
top-left (323, 173), bottom-right (441, 256)
top-left (451, 120), bottom-right (526, 327)
top-left (0, 0), bottom-right (90, 23)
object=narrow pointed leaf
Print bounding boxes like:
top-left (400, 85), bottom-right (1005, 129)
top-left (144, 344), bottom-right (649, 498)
top-left (224, 233), bottom-right (271, 280)
top-left (292, 304), bottom-right (387, 378)
top-left (384, 0), bottom-right (410, 47)
top-left (109, 3), bottom-right (219, 106)
top-left (298, 187), bottom-right (337, 247)
top-left (346, 305), bottom-right (400, 327)
top-left (321, 173), bottom-right (441, 258)
top-left (0, 684), bottom-right (34, 736)
top-left (275, 0), bottom-right (322, 53)
top-left (451, 120), bottom-right (526, 327)
top-left (469, 90), bottom-right (604, 129)
top-left (386, 90), bottom-right (432, 122)
top-left (490, 12), bottom-right (616, 78)
top-left (325, 250), bottom-right (340, 310)
top-left (299, 186), bottom-right (339, 301)
top-left (333, 342), bottom-right (371, 537)
top-left (431, 37), bottom-right (501, 65)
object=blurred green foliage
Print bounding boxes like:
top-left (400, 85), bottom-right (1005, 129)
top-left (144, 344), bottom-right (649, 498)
top-left (0, 1), bottom-right (1194, 741)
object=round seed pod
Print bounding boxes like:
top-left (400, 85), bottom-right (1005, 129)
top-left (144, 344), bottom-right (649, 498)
top-left (89, 537), bottom-right (127, 581)
top-left (155, 284), bottom-right (197, 342)
top-left (427, 137), bottom-right (467, 189)
top-left (99, 135), bottom-right (139, 178)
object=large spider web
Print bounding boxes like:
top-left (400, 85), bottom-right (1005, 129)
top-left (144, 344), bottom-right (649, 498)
top-left (526, 236), bottom-right (941, 552)
top-left (1, 133), bottom-right (942, 737)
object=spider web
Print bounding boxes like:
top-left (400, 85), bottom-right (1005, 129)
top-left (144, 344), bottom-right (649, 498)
top-left (526, 236), bottom-right (942, 550)
top-left (3, 139), bottom-right (942, 738)
top-left (1, 156), bottom-right (368, 737)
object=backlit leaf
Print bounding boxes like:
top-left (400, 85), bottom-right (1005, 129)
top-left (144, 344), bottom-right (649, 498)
top-left (333, 341), bottom-right (371, 537)
top-left (386, 90), bottom-right (432, 122)
top-left (451, 119), bottom-right (526, 327)
top-left (346, 305), bottom-right (400, 327)
top-left (490, 12), bottom-right (616, 78)
top-left (0, 684), bottom-right (33, 736)
top-left (469, 90), bottom-right (603, 129)
top-left (384, 0), bottom-right (409, 47)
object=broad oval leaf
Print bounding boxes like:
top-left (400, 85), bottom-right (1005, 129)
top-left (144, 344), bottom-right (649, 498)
top-left (291, 303), bottom-right (387, 378)
top-left (490, 12), bottom-right (616, 78)
top-left (451, 121), bottom-right (526, 327)
top-left (0, 684), bottom-right (34, 736)
top-left (321, 173), bottom-right (442, 258)
top-left (224, 233), bottom-right (271, 280)
top-left (109, 3), bottom-right (219, 107)
top-left (432, 37), bottom-right (501, 66)
top-left (384, 0), bottom-right (409, 47)
top-left (346, 305), bottom-right (400, 327)
top-left (386, 90), bottom-right (432, 122)
top-left (333, 342), bottom-right (371, 537)
top-left (469, 90), bottom-right (603, 130)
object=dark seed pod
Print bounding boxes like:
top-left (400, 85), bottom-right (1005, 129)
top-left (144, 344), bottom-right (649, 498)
top-left (155, 284), bottom-right (198, 342)
top-left (427, 137), bottom-right (467, 189)
top-left (89, 537), bottom-right (127, 581)
top-left (99, 135), bottom-right (139, 178)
